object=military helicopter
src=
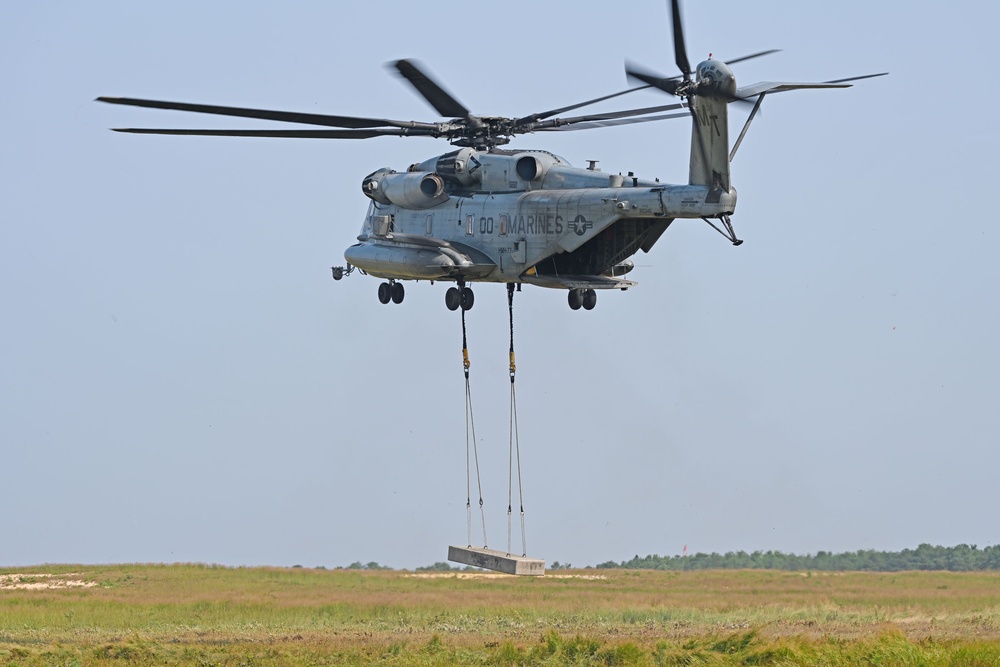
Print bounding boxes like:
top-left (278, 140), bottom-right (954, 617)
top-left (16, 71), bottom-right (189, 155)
top-left (98, 0), bottom-right (885, 312)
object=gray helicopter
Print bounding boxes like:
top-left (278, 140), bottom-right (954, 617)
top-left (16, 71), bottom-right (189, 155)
top-left (99, 0), bottom-right (885, 312)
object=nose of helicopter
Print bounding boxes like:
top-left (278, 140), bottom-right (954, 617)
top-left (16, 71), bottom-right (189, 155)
top-left (696, 58), bottom-right (737, 97)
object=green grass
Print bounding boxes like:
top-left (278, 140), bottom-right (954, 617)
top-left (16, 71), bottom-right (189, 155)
top-left (1, 565), bottom-right (998, 665)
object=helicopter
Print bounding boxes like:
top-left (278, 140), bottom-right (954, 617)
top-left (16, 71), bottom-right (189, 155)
top-left (98, 0), bottom-right (885, 312)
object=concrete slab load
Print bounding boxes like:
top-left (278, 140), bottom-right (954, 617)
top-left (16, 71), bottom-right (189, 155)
top-left (448, 545), bottom-right (545, 576)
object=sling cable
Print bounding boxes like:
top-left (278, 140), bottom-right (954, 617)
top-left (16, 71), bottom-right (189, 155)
top-left (506, 282), bottom-right (527, 559)
top-left (460, 302), bottom-right (488, 551)
top-left (448, 283), bottom-right (544, 575)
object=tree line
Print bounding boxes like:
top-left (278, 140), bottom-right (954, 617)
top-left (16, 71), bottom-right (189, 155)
top-left (593, 544), bottom-right (1000, 572)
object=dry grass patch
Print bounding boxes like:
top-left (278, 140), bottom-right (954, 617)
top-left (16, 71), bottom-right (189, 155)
top-left (0, 565), bottom-right (998, 665)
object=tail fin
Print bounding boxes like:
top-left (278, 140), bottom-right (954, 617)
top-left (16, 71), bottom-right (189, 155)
top-left (688, 95), bottom-right (731, 192)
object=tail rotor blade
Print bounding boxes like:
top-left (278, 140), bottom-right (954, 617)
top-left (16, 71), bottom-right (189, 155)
top-left (723, 49), bottom-right (781, 66)
top-left (671, 0), bottom-right (692, 80)
top-left (625, 60), bottom-right (682, 95)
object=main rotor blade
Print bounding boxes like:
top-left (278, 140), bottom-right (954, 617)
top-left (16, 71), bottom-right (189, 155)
top-left (392, 59), bottom-right (470, 119)
top-left (109, 127), bottom-right (437, 139)
top-left (515, 85), bottom-right (652, 126)
top-left (671, 0), bottom-right (692, 80)
top-left (530, 102), bottom-right (687, 130)
top-left (533, 112), bottom-right (690, 132)
top-left (723, 49), bottom-right (781, 66)
top-left (96, 96), bottom-right (437, 130)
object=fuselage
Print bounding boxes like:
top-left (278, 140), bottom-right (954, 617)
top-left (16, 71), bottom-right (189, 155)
top-left (345, 148), bottom-right (736, 285)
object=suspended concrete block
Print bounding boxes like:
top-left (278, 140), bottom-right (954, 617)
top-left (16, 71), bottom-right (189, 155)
top-left (448, 545), bottom-right (545, 576)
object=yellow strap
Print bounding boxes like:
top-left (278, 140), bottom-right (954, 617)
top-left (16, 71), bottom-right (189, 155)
top-left (463, 348), bottom-right (470, 370)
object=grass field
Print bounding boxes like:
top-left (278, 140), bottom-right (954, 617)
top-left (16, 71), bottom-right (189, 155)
top-left (1, 564), bottom-right (999, 665)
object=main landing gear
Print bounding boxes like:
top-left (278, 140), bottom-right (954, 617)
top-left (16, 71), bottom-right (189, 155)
top-left (377, 280), bottom-right (405, 305)
top-left (567, 288), bottom-right (597, 311)
top-left (445, 279), bottom-right (475, 311)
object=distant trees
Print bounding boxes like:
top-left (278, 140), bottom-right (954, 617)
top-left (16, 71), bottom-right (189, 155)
top-left (331, 545), bottom-right (1000, 572)
top-left (344, 561), bottom-right (391, 570)
top-left (415, 562), bottom-right (458, 572)
top-left (593, 544), bottom-right (1000, 572)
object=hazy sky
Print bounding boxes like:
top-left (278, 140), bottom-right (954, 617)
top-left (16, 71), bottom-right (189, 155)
top-left (3, 1), bottom-right (997, 569)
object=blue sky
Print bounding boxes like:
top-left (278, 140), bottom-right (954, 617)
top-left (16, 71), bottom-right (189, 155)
top-left (2, 0), bottom-right (997, 568)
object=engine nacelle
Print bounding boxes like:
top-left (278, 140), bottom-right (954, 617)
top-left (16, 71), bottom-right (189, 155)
top-left (361, 168), bottom-right (393, 205)
top-left (362, 170), bottom-right (449, 209)
top-left (434, 147), bottom-right (480, 186)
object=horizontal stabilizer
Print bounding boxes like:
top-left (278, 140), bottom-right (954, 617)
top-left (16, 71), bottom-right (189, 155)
top-left (521, 274), bottom-right (637, 290)
top-left (735, 81), bottom-right (849, 98)
top-left (735, 72), bottom-right (887, 100)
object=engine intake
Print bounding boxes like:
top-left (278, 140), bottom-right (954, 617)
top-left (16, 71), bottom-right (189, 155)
top-left (516, 155), bottom-right (542, 181)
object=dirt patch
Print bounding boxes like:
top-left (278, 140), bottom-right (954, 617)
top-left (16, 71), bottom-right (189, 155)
top-left (405, 572), bottom-right (606, 580)
top-left (0, 573), bottom-right (96, 590)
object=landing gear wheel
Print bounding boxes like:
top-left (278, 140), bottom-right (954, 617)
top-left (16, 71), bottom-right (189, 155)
top-left (391, 282), bottom-right (405, 304)
top-left (460, 287), bottom-right (475, 311)
top-left (445, 286), bottom-right (461, 311)
top-left (568, 289), bottom-right (583, 310)
top-left (377, 282), bottom-right (391, 304)
top-left (582, 289), bottom-right (597, 310)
